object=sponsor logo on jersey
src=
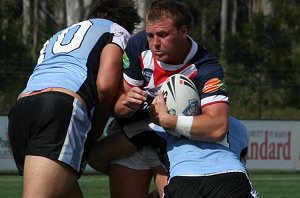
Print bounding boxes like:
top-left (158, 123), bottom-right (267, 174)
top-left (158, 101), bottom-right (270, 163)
top-left (122, 52), bottom-right (129, 69)
top-left (114, 31), bottom-right (124, 37)
top-left (142, 68), bottom-right (153, 82)
top-left (202, 78), bottom-right (226, 93)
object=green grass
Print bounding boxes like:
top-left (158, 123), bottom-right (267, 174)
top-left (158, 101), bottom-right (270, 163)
top-left (248, 171), bottom-right (300, 198)
top-left (79, 174), bottom-right (111, 197)
top-left (1, 171), bottom-right (300, 198)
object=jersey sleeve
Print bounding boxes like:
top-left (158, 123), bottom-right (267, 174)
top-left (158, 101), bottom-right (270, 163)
top-left (123, 31), bottom-right (149, 87)
top-left (110, 23), bottom-right (131, 51)
top-left (193, 49), bottom-right (229, 108)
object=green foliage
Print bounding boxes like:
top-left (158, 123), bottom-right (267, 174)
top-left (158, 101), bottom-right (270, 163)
top-left (189, 0), bottom-right (221, 54)
top-left (0, 1), bottom-right (57, 113)
top-left (224, 11), bottom-right (299, 118)
top-left (0, 0), bottom-right (25, 60)
top-left (0, 0), bottom-right (30, 113)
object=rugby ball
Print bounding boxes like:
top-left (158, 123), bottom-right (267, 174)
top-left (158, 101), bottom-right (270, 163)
top-left (159, 74), bottom-right (200, 137)
top-left (160, 74), bottom-right (200, 116)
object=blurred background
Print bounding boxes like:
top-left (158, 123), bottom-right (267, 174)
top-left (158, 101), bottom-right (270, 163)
top-left (0, 0), bottom-right (299, 119)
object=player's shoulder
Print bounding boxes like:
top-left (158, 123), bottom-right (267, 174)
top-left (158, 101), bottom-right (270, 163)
top-left (228, 116), bottom-right (249, 145)
top-left (229, 116), bottom-right (247, 133)
top-left (192, 44), bottom-right (220, 67)
top-left (127, 30), bottom-right (149, 52)
top-left (191, 43), bottom-right (224, 82)
top-left (83, 18), bottom-right (113, 31)
top-left (131, 30), bottom-right (147, 42)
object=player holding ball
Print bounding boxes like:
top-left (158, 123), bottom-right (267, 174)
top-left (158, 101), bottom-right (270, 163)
top-left (89, 0), bottom-right (259, 197)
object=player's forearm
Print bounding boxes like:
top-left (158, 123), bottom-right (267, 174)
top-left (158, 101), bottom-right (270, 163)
top-left (158, 112), bottom-right (228, 141)
top-left (188, 103), bottom-right (229, 141)
top-left (188, 114), bottom-right (228, 141)
top-left (113, 94), bottom-right (136, 118)
top-left (96, 87), bottom-right (119, 130)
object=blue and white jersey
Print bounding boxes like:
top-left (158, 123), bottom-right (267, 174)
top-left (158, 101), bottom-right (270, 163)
top-left (148, 116), bottom-right (249, 179)
top-left (22, 19), bottom-right (130, 111)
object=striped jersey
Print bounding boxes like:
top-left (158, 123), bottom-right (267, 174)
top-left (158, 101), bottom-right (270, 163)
top-left (122, 30), bottom-right (228, 117)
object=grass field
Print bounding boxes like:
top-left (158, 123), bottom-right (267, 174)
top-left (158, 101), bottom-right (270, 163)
top-left (1, 171), bottom-right (300, 198)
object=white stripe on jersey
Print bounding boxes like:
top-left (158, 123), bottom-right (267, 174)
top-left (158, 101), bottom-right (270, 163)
top-left (123, 73), bottom-right (145, 87)
top-left (201, 95), bottom-right (229, 107)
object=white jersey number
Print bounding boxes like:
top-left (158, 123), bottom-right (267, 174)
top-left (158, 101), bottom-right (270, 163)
top-left (37, 20), bottom-right (92, 64)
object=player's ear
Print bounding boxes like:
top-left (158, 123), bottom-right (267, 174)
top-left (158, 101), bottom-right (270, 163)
top-left (179, 25), bottom-right (188, 36)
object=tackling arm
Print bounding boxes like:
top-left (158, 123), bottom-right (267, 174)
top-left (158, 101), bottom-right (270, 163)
top-left (150, 91), bottom-right (229, 141)
top-left (113, 81), bottom-right (147, 118)
top-left (92, 43), bottom-right (123, 139)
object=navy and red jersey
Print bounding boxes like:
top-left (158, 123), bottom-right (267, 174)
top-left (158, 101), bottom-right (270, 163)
top-left (121, 30), bottom-right (228, 121)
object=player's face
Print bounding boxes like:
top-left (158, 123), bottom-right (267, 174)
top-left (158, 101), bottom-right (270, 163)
top-left (146, 17), bottom-right (188, 65)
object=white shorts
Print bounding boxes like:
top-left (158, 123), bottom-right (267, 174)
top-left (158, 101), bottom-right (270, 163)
top-left (106, 118), bottom-right (162, 170)
top-left (111, 146), bottom-right (162, 169)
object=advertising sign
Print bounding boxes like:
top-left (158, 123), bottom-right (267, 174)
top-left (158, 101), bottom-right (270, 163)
top-left (243, 120), bottom-right (300, 170)
top-left (0, 116), bottom-right (17, 170)
top-left (0, 116), bottom-right (299, 171)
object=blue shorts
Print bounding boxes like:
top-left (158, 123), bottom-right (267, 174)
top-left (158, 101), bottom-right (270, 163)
top-left (8, 92), bottom-right (92, 177)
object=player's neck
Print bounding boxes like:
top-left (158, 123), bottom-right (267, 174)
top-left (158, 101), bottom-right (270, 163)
top-left (176, 38), bottom-right (192, 64)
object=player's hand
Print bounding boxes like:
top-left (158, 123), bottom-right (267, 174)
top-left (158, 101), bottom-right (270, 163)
top-left (122, 87), bottom-right (147, 112)
top-left (149, 90), bottom-right (170, 126)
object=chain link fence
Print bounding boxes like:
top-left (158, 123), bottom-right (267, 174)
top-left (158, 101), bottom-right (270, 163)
top-left (0, 60), bottom-right (299, 119)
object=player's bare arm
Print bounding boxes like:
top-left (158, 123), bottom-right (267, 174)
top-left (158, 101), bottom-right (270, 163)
top-left (113, 82), bottom-right (147, 118)
top-left (150, 91), bottom-right (229, 142)
top-left (94, 43), bottom-right (123, 135)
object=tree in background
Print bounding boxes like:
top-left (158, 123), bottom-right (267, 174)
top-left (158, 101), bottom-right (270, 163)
top-left (21, 0), bottom-right (94, 61)
top-left (224, 0), bottom-right (299, 118)
top-left (0, 0), bottom-right (95, 113)
top-left (0, 0), bottom-right (26, 113)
